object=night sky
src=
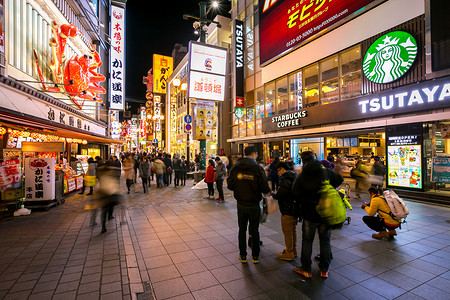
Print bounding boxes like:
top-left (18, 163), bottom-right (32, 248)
top-left (125, 0), bottom-right (231, 99)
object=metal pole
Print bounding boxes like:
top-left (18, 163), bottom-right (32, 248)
top-left (199, 2), bottom-right (207, 44)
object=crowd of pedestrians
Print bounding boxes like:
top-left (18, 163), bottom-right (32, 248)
top-left (81, 147), bottom-right (396, 280)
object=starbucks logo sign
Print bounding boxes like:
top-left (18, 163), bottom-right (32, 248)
top-left (363, 31), bottom-right (417, 84)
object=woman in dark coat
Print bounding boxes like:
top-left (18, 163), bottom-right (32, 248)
top-left (139, 156), bottom-right (151, 193)
top-left (269, 157), bottom-right (281, 191)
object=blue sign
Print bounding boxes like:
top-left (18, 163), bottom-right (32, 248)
top-left (431, 157), bottom-right (450, 183)
top-left (153, 139), bottom-right (158, 143)
top-left (184, 115), bottom-right (192, 124)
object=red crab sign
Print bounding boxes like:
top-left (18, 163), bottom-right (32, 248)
top-left (33, 21), bottom-right (106, 109)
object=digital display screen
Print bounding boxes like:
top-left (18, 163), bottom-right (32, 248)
top-left (387, 145), bottom-right (422, 189)
top-left (259, 0), bottom-right (380, 65)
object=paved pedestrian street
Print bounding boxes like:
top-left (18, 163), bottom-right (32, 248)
top-left (0, 180), bottom-right (449, 300)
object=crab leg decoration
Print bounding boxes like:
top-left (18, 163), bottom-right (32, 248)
top-left (33, 21), bottom-right (106, 109)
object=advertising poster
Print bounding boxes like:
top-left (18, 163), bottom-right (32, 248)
top-left (259, 0), bottom-right (380, 65)
top-left (431, 157), bottom-right (450, 183)
top-left (387, 145), bottom-right (422, 189)
top-left (195, 101), bottom-right (214, 140)
top-left (24, 158), bottom-right (55, 201)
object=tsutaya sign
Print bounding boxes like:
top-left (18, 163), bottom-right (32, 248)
top-left (262, 76), bottom-right (450, 133)
top-left (363, 31), bottom-right (418, 84)
top-left (359, 81), bottom-right (450, 114)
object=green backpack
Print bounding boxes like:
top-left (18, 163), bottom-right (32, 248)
top-left (316, 180), bottom-right (347, 229)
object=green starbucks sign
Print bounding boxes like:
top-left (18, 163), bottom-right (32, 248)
top-left (363, 31), bottom-right (417, 84)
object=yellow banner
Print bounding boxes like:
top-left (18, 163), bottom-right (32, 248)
top-left (153, 54), bottom-right (173, 94)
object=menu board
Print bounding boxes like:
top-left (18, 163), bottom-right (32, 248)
top-left (387, 145), bottom-right (422, 189)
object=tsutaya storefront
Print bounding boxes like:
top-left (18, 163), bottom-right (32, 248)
top-left (228, 0), bottom-right (450, 193)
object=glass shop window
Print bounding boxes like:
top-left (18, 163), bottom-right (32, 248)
top-left (340, 45), bottom-right (362, 100)
top-left (288, 71), bottom-right (303, 111)
top-left (303, 63), bottom-right (319, 108)
top-left (320, 55), bottom-right (339, 104)
top-left (276, 77), bottom-right (288, 114)
top-left (265, 82), bottom-right (275, 117)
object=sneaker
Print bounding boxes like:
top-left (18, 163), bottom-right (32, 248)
top-left (251, 256), bottom-right (259, 264)
top-left (238, 255), bottom-right (247, 264)
top-left (277, 250), bottom-right (294, 261)
top-left (320, 270), bottom-right (329, 278)
top-left (293, 266), bottom-right (312, 278)
top-left (217, 198), bottom-right (224, 203)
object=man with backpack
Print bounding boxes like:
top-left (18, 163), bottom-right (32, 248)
top-left (273, 161), bottom-right (298, 261)
top-left (292, 151), bottom-right (343, 279)
top-left (362, 186), bottom-right (400, 239)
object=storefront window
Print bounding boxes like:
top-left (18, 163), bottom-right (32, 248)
top-left (239, 109), bottom-right (246, 137)
top-left (303, 63), bottom-right (319, 108)
top-left (276, 77), bottom-right (288, 114)
top-left (320, 55), bottom-right (339, 104)
top-left (265, 82), bottom-right (275, 116)
top-left (255, 87), bottom-right (264, 118)
top-left (232, 125), bottom-right (239, 138)
top-left (288, 71), bottom-right (303, 111)
top-left (340, 45), bottom-right (362, 100)
top-left (256, 119), bottom-right (263, 135)
top-left (246, 106), bottom-right (255, 136)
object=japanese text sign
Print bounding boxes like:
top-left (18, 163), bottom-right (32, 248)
top-left (153, 54), bottom-right (173, 94)
top-left (25, 158), bottom-right (55, 201)
top-left (110, 5), bottom-right (125, 110)
top-left (259, 0), bottom-right (380, 66)
top-left (188, 71), bottom-right (225, 102)
top-left (0, 159), bottom-right (21, 192)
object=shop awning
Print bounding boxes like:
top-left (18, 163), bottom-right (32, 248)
top-left (0, 111), bottom-right (122, 145)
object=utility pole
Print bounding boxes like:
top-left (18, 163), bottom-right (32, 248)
top-left (183, 1), bottom-right (220, 171)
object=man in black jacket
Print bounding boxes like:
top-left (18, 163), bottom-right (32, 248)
top-left (292, 151), bottom-right (343, 279)
top-left (227, 146), bottom-right (271, 264)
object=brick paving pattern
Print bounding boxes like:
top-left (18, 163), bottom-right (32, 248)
top-left (0, 178), bottom-right (449, 299)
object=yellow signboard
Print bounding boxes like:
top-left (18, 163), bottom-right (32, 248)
top-left (153, 54), bottom-right (173, 94)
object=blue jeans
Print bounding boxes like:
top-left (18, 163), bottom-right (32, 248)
top-left (301, 219), bottom-right (331, 272)
top-left (156, 174), bottom-right (164, 187)
top-left (237, 204), bottom-right (261, 258)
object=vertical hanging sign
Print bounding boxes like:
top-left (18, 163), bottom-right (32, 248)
top-left (235, 19), bottom-right (244, 108)
top-left (153, 55), bottom-right (173, 94)
top-left (110, 5), bottom-right (125, 110)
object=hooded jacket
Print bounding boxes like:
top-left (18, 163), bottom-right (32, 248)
top-left (292, 160), bottom-right (343, 223)
top-left (227, 157), bottom-right (271, 207)
top-left (273, 170), bottom-right (297, 216)
top-left (215, 161), bottom-right (226, 181)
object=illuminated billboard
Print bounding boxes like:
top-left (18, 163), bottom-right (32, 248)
top-left (189, 42), bottom-right (227, 75)
top-left (110, 5), bottom-right (125, 110)
top-left (259, 0), bottom-right (383, 66)
top-left (188, 41), bottom-right (227, 101)
top-left (153, 54), bottom-right (173, 94)
top-left (188, 71), bottom-right (225, 102)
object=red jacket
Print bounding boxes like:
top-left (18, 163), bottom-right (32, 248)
top-left (205, 165), bottom-right (215, 183)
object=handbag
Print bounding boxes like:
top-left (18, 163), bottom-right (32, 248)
top-left (265, 195), bottom-right (278, 215)
top-left (84, 175), bottom-right (96, 187)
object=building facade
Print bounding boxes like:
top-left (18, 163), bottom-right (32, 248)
top-left (228, 0), bottom-right (450, 193)
top-left (0, 0), bottom-right (124, 207)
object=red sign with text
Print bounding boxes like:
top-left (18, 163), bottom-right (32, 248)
top-left (259, 0), bottom-right (380, 65)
